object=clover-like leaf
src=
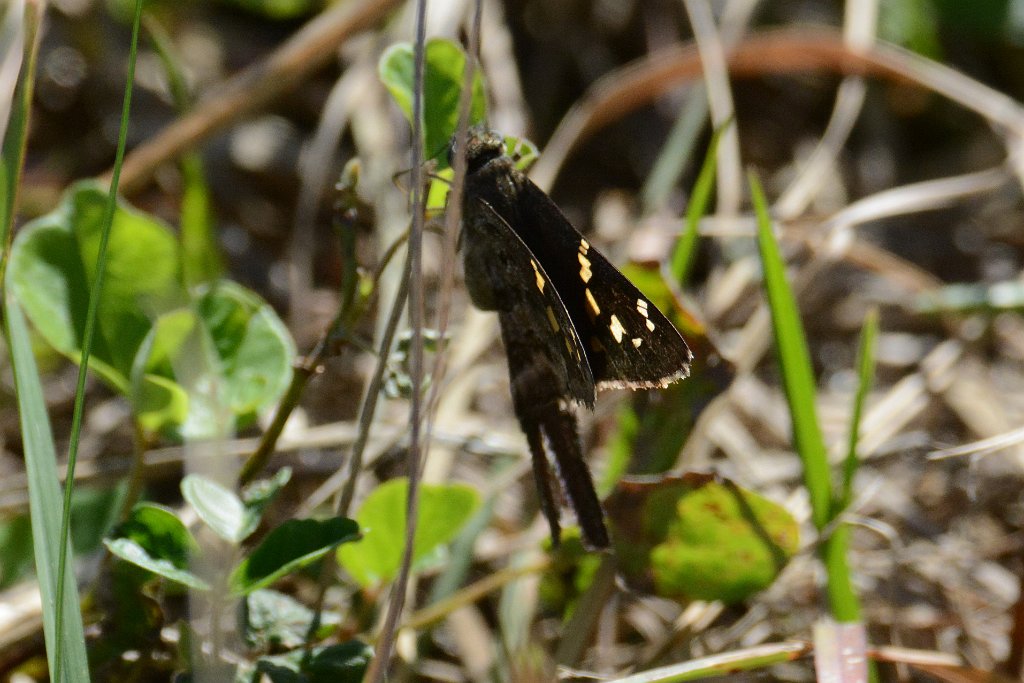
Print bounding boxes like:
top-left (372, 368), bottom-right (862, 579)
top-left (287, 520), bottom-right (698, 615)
top-left (379, 38), bottom-right (487, 165)
top-left (337, 478), bottom-right (479, 587)
top-left (8, 181), bottom-right (183, 391)
top-left (606, 473), bottom-right (799, 604)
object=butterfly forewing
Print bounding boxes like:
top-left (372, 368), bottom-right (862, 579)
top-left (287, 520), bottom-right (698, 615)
top-left (512, 180), bottom-right (692, 390)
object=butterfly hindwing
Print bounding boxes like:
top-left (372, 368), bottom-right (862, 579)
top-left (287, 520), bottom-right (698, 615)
top-left (461, 196), bottom-right (596, 407)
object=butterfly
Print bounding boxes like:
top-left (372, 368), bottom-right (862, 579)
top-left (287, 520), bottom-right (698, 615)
top-left (452, 128), bottom-right (692, 549)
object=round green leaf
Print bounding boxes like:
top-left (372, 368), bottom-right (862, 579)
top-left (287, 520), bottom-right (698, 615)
top-left (379, 38), bottom-right (487, 165)
top-left (336, 478), bottom-right (480, 588)
top-left (606, 474), bottom-right (799, 604)
top-left (129, 281), bottom-right (295, 437)
top-left (230, 517), bottom-right (360, 596)
top-left (194, 280), bottom-right (295, 420)
top-left (7, 181), bottom-right (183, 390)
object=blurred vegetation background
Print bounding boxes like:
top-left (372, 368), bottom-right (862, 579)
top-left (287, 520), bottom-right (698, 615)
top-left (3, 0), bottom-right (1024, 680)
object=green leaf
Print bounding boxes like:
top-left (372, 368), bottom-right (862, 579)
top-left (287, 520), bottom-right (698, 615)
top-left (426, 166), bottom-right (455, 212)
top-left (240, 467), bottom-right (292, 532)
top-left (0, 0), bottom-right (40, 255)
top-left (255, 658), bottom-right (305, 683)
top-left (131, 281), bottom-right (295, 436)
top-left (0, 484), bottom-right (126, 589)
top-left (337, 478), bottom-right (480, 587)
top-left (129, 306), bottom-right (217, 438)
top-left (8, 181), bottom-right (183, 390)
top-left (182, 471), bottom-right (289, 546)
top-left (253, 641), bottom-right (372, 683)
top-left (104, 537), bottom-right (209, 591)
top-left (67, 484), bottom-right (127, 555)
top-left (181, 474), bottom-right (249, 544)
top-left (243, 588), bottom-right (333, 650)
top-left (105, 502), bottom-right (208, 590)
top-left (606, 473), bottom-right (798, 604)
top-left (194, 280), bottom-right (295, 419)
top-left (750, 173), bottom-right (831, 531)
top-left (823, 308), bottom-right (878, 624)
top-left (7, 184), bottom-right (292, 437)
top-left (379, 38), bottom-right (487, 165)
top-left (242, 467), bottom-right (292, 509)
top-left (133, 372), bottom-right (190, 434)
top-left (304, 641), bottom-right (373, 683)
top-left (4, 298), bottom-right (91, 681)
top-left (880, 0), bottom-right (941, 58)
top-left (230, 517), bottom-right (360, 596)
top-left (839, 309), bottom-right (878, 514)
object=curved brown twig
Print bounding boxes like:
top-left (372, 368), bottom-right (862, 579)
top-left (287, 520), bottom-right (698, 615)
top-left (531, 27), bottom-right (1024, 191)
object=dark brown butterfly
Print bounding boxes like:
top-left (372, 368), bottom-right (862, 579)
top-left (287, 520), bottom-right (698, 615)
top-left (453, 128), bottom-right (691, 549)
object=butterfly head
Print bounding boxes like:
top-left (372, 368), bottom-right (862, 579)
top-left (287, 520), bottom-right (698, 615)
top-left (449, 126), bottom-right (505, 173)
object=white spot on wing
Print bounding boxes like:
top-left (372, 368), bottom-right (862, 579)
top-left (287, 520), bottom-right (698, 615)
top-left (632, 337), bottom-right (643, 348)
top-left (585, 288), bottom-right (601, 318)
top-left (646, 319), bottom-right (656, 332)
top-left (531, 259), bottom-right (545, 292)
top-left (546, 306), bottom-right (559, 332)
top-left (578, 252), bottom-right (592, 283)
top-left (609, 315), bottom-right (625, 343)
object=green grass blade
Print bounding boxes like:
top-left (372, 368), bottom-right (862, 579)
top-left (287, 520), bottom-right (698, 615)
top-left (839, 308), bottom-right (878, 512)
top-left (0, 0), bottom-right (40, 287)
top-left (749, 172), bottom-right (831, 531)
top-left (822, 308), bottom-right (878, 624)
top-left (1, 4), bottom-right (90, 680)
top-left (669, 120), bottom-right (727, 288)
top-left (822, 522), bottom-right (861, 622)
top-left (53, 1), bottom-right (144, 679)
top-left (144, 15), bottom-right (222, 287)
top-left (4, 298), bottom-right (90, 682)
top-left (641, 88), bottom-right (708, 213)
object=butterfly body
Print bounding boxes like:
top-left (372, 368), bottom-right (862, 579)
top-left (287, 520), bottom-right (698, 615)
top-left (455, 129), bottom-right (692, 549)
